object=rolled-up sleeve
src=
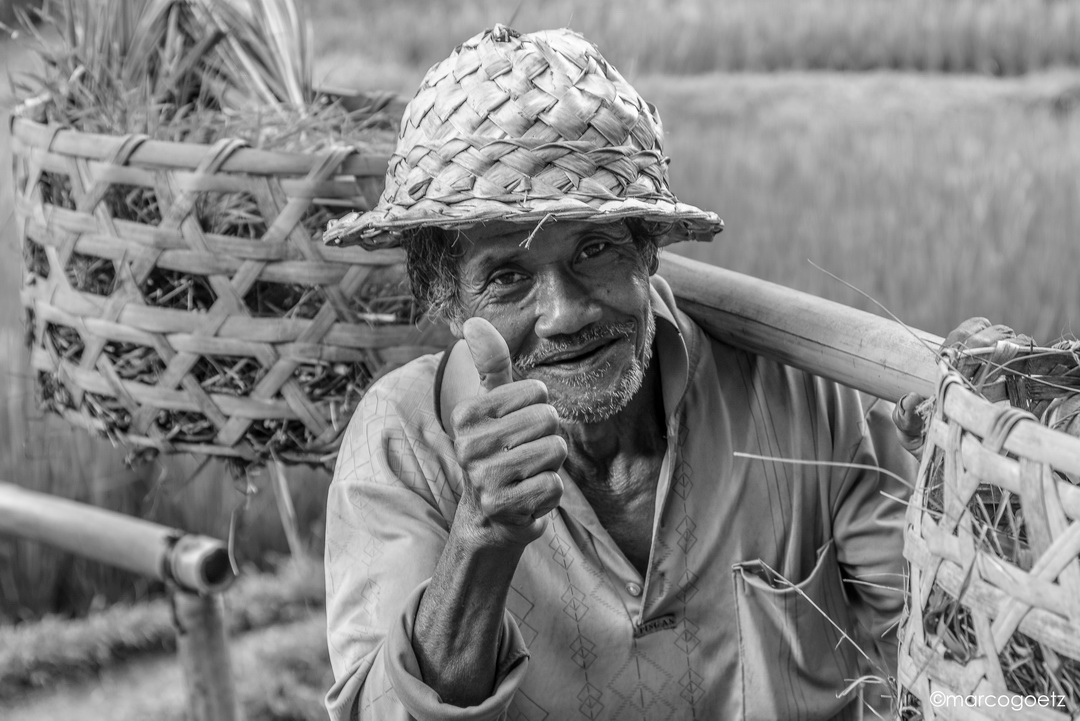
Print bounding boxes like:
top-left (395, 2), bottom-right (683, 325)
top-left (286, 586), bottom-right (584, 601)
top-left (830, 394), bottom-right (916, 679)
top-left (324, 368), bottom-right (529, 720)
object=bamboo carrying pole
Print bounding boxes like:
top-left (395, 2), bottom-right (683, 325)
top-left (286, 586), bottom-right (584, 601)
top-left (660, 254), bottom-right (943, 401)
top-left (0, 482), bottom-right (234, 594)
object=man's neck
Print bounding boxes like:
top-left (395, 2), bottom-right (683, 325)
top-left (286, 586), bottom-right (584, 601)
top-left (559, 356), bottom-right (666, 493)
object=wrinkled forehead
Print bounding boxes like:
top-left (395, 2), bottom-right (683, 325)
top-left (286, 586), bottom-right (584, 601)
top-left (456, 219), bottom-right (633, 269)
top-left (461, 219), bottom-right (631, 244)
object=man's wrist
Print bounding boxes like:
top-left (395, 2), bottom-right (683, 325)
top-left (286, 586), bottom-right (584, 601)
top-left (444, 513), bottom-right (528, 572)
top-left (450, 493), bottom-right (539, 556)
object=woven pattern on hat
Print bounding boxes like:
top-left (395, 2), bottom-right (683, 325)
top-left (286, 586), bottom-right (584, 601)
top-left (326, 25), bottom-right (723, 248)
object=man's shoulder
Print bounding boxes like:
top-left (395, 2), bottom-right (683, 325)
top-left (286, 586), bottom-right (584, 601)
top-left (332, 350), bottom-right (459, 504)
top-left (687, 311), bottom-right (864, 420)
top-left (353, 351), bottom-right (446, 425)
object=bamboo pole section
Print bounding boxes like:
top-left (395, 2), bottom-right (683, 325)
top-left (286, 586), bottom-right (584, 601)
top-left (0, 481), bottom-right (234, 593)
top-left (660, 254), bottom-right (943, 402)
top-left (174, 591), bottom-right (242, 721)
top-left (0, 481), bottom-right (240, 721)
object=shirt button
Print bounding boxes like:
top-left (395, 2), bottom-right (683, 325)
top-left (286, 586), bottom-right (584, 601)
top-left (626, 582), bottom-right (643, 597)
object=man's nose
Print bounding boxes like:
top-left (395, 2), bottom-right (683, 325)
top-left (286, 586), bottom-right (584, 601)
top-left (533, 269), bottom-right (602, 339)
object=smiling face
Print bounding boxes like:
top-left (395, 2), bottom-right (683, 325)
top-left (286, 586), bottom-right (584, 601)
top-left (457, 220), bottom-right (657, 424)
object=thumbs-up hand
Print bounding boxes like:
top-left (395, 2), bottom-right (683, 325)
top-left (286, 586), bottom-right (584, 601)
top-left (450, 318), bottom-right (567, 548)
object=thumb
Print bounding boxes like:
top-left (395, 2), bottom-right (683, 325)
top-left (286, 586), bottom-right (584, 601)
top-left (463, 317), bottom-right (514, 392)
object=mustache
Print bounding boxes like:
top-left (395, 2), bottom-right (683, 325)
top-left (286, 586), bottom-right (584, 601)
top-left (513, 320), bottom-right (636, 371)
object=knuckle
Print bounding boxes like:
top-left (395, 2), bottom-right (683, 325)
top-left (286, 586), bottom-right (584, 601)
top-left (540, 435), bottom-right (568, 466)
top-left (454, 431), bottom-right (477, 458)
top-left (467, 458), bottom-right (503, 487)
top-left (522, 379), bottom-right (549, 402)
top-left (479, 493), bottom-right (501, 518)
top-left (523, 471), bottom-right (561, 502)
top-left (450, 402), bottom-right (476, 431)
top-left (544, 470), bottom-right (564, 497)
top-left (529, 403), bottom-right (560, 431)
top-left (456, 431), bottom-right (497, 463)
top-left (540, 403), bottom-right (560, 429)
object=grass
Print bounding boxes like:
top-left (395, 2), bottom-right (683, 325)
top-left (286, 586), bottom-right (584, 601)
top-left (0, 555), bottom-right (323, 696)
top-left (0, 612), bottom-right (332, 721)
top-left (310, 0), bottom-right (1080, 82)
top-left (648, 71), bottom-right (1080, 341)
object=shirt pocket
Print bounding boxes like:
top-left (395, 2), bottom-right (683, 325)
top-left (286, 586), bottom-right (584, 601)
top-left (731, 540), bottom-right (862, 721)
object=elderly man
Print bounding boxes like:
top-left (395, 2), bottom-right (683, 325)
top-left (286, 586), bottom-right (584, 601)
top-left (322, 25), bottom-right (919, 720)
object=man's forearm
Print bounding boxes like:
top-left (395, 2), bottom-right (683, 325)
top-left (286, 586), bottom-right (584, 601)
top-left (412, 525), bottom-right (524, 707)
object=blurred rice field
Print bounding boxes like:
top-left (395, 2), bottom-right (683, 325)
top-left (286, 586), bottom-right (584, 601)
top-left (314, 0), bottom-right (1080, 79)
top-left (652, 71), bottom-right (1080, 342)
top-left (0, 0), bottom-right (1078, 623)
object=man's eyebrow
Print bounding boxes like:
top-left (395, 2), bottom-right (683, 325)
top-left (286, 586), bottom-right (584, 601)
top-left (583, 223), bottom-right (633, 241)
top-left (465, 246), bottom-right (524, 279)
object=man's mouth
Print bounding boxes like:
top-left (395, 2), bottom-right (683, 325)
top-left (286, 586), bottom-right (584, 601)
top-left (514, 320), bottom-right (637, 375)
top-left (536, 338), bottom-right (619, 366)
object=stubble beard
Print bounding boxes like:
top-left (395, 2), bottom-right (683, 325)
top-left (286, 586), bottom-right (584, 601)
top-left (513, 312), bottom-right (657, 424)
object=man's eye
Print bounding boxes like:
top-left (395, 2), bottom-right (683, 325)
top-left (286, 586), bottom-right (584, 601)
top-left (490, 271), bottom-right (528, 287)
top-left (579, 242), bottom-right (611, 260)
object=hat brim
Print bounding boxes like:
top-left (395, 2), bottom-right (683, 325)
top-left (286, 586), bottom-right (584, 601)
top-left (324, 198), bottom-right (723, 250)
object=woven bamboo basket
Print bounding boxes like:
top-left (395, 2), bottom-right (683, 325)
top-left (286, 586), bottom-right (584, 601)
top-left (899, 342), bottom-right (1080, 719)
top-left (11, 112), bottom-right (453, 467)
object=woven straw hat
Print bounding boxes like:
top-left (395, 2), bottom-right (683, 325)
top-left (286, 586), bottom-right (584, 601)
top-left (325, 24), bottom-right (723, 249)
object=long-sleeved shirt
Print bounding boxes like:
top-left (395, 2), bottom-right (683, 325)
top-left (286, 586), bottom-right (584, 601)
top-left (324, 275), bottom-right (915, 721)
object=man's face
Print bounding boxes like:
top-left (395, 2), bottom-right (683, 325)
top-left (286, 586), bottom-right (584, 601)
top-left (457, 220), bottom-right (656, 424)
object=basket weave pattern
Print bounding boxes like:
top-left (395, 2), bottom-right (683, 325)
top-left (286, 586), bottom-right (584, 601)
top-left (900, 348), bottom-right (1080, 719)
top-left (13, 117), bottom-right (453, 465)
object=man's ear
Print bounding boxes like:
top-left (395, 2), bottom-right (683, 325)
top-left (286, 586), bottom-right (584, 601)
top-left (648, 249), bottom-right (660, 276)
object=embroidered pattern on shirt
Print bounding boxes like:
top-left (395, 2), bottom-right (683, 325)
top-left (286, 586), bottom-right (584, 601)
top-left (633, 614), bottom-right (677, 638)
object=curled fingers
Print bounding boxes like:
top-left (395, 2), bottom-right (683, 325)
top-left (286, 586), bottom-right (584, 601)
top-left (454, 403), bottom-right (560, 462)
top-left (450, 379), bottom-right (548, 430)
top-left (480, 469), bottom-right (565, 525)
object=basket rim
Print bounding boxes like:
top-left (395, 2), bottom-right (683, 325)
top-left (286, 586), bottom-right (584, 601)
top-left (9, 112), bottom-right (391, 178)
top-left (935, 359), bottom-right (1080, 476)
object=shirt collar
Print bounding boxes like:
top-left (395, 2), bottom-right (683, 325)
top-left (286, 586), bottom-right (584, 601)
top-left (649, 274), bottom-right (692, 421)
top-left (554, 276), bottom-right (697, 581)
